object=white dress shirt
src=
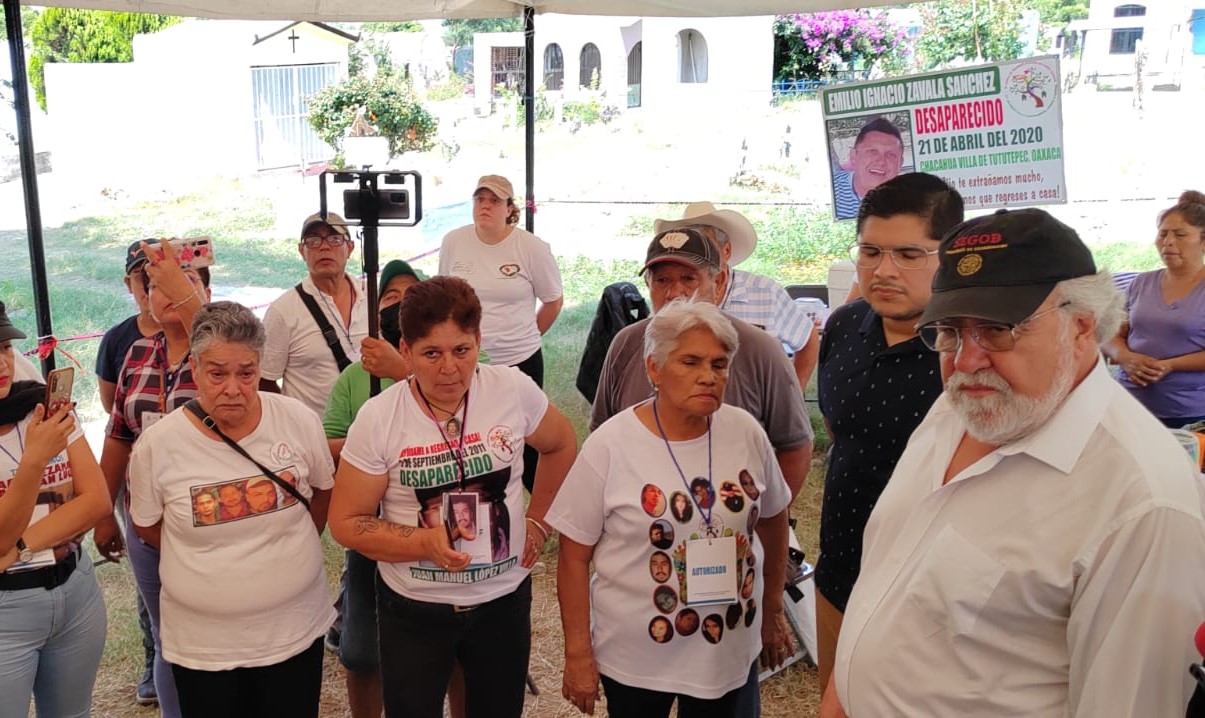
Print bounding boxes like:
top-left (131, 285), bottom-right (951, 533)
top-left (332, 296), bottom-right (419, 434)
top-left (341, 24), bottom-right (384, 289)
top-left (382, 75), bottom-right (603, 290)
top-left (835, 359), bottom-right (1205, 717)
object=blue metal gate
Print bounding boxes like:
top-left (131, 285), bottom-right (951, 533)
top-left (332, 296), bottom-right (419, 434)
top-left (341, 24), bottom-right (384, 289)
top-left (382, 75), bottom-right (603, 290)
top-left (251, 63), bottom-right (339, 169)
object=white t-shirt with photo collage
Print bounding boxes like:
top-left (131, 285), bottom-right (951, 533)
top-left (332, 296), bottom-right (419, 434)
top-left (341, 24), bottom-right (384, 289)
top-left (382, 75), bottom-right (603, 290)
top-left (128, 393), bottom-right (336, 670)
top-left (545, 403), bottom-right (790, 699)
top-left (340, 363), bottom-right (549, 605)
top-left (0, 410), bottom-right (85, 570)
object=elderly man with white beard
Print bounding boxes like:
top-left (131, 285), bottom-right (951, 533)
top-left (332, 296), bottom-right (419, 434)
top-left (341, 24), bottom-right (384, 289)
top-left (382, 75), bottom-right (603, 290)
top-left (818, 209), bottom-right (1205, 718)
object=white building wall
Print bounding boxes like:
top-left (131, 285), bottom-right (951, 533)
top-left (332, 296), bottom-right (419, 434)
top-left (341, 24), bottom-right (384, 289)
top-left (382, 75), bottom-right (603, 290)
top-left (1080, 0), bottom-right (1195, 83)
top-left (472, 14), bottom-right (773, 115)
top-left (44, 20), bottom-right (350, 180)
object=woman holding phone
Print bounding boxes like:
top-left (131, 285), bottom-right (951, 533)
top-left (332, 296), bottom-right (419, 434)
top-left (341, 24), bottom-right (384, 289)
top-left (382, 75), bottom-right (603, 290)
top-left (0, 300), bottom-right (111, 717)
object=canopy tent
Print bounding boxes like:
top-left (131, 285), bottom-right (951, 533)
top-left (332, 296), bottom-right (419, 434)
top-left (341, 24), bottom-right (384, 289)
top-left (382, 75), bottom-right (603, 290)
top-left (12, 1), bottom-right (891, 21)
top-left (5, 0), bottom-right (893, 372)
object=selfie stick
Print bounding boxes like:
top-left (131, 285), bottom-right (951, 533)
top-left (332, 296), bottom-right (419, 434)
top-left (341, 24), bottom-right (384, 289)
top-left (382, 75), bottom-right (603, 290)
top-left (318, 169), bottom-right (423, 398)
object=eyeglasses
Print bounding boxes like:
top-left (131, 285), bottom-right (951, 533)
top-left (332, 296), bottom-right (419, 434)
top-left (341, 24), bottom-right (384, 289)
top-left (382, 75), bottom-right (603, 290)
top-left (918, 301), bottom-right (1072, 353)
top-left (301, 234), bottom-right (349, 249)
top-left (849, 244), bottom-right (939, 270)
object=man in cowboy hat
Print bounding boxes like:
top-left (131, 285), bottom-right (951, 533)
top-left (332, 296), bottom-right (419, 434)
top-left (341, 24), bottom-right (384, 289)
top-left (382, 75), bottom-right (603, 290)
top-left (655, 202), bottom-right (819, 388)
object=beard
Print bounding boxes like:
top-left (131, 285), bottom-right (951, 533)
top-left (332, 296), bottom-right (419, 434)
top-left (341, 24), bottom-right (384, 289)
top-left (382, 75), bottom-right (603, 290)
top-left (945, 327), bottom-right (1077, 445)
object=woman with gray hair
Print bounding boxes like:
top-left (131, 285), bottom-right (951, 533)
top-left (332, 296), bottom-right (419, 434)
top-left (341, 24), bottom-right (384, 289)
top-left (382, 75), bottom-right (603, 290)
top-left (547, 299), bottom-right (794, 716)
top-left (128, 301), bottom-right (335, 718)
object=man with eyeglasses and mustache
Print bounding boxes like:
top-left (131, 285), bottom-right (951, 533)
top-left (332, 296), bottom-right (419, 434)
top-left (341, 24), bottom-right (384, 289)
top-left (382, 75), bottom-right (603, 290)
top-left (814, 173), bottom-right (963, 691)
top-left (819, 208), bottom-right (1205, 718)
top-left (260, 212), bottom-right (370, 413)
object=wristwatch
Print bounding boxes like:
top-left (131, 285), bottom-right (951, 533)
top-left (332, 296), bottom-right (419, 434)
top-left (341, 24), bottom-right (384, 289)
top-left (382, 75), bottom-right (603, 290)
top-left (16, 538), bottom-right (32, 563)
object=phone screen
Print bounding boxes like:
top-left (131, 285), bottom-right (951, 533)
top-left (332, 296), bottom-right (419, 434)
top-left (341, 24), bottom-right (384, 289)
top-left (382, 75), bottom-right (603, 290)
top-left (45, 367), bottom-right (74, 414)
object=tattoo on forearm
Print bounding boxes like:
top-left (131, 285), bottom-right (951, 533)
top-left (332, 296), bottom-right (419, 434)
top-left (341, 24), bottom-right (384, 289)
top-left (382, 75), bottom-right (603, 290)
top-left (353, 517), bottom-right (416, 539)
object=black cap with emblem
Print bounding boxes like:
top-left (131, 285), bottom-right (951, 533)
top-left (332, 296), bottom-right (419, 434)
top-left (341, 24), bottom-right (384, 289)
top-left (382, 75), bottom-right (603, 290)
top-left (918, 208), bottom-right (1096, 327)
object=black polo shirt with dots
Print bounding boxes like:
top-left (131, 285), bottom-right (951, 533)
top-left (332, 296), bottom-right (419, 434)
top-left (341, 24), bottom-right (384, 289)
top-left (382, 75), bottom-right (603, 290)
top-left (815, 299), bottom-right (944, 611)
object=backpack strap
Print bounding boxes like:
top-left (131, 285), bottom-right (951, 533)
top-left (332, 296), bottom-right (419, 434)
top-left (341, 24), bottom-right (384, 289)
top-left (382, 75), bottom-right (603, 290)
top-left (294, 284), bottom-right (352, 372)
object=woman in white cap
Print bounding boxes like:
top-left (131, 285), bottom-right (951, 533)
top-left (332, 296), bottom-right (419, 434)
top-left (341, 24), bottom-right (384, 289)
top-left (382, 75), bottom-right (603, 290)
top-left (439, 175), bottom-right (563, 493)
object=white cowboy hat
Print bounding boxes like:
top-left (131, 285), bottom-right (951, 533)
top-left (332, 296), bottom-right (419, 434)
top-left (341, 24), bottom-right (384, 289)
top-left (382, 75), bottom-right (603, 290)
top-left (653, 202), bottom-right (758, 266)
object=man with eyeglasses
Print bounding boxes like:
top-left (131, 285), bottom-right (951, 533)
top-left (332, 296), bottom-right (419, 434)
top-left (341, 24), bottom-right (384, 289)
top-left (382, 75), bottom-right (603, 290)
top-left (259, 212), bottom-right (370, 416)
top-left (820, 209), bottom-right (1205, 718)
top-left (814, 173), bottom-right (963, 691)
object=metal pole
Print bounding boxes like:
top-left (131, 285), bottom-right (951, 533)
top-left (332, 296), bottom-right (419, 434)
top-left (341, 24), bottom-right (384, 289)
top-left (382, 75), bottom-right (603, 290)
top-left (4, 0), bottom-right (54, 374)
top-left (524, 6), bottom-right (535, 233)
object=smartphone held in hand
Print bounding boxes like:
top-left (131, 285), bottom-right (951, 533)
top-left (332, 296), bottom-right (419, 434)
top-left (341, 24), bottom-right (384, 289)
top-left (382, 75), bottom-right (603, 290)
top-left (44, 366), bottom-right (74, 414)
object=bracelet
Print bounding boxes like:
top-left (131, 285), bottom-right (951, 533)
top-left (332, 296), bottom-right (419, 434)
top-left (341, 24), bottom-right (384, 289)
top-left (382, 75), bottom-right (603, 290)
top-left (526, 516), bottom-right (550, 543)
top-left (169, 293), bottom-right (200, 310)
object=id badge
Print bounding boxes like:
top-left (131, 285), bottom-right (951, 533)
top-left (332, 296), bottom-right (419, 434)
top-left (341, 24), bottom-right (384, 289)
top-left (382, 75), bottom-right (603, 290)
top-left (684, 535), bottom-right (738, 606)
top-left (442, 492), bottom-right (493, 565)
top-left (142, 411), bottom-right (166, 431)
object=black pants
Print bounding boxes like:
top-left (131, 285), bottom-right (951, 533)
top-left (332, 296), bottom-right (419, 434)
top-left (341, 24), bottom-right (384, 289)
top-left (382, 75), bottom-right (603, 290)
top-left (377, 575), bottom-right (533, 718)
top-left (600, 665), bottom-right (750, 718)
top-left (172, 637), bottom-right (323, 718)
top-left (511, 348), bottom-right (544, 494)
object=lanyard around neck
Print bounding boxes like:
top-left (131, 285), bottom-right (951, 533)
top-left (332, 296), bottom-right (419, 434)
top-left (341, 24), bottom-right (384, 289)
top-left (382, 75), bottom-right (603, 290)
top-left (0, 425), bottom-right (25, 467)
top-left (651, 399), bottom-right (714, 530)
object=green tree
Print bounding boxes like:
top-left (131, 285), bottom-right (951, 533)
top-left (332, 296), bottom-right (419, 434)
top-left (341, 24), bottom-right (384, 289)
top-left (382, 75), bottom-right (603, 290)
top-left (0, 6), bottom-right (39, 41)
top-left (441, 17), bottom-right (521, 56)
top-left (28, 9), bottom-right (181, 111)
top-left (1024, 0), bottom-right (1090, 25)
top-left (363, 21), bottom-right (423, 33)
top-left (915, 0), bottom-right (1027, 69)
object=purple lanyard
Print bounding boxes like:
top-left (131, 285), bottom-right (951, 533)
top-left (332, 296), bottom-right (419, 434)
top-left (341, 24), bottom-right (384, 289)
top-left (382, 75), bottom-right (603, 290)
top-left (651, 399), bottom-right (714, 531)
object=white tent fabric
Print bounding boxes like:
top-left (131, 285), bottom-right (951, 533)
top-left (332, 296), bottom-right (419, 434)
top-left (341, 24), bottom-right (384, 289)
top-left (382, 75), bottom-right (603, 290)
top-left (19, 0), bottom-right (892, 21)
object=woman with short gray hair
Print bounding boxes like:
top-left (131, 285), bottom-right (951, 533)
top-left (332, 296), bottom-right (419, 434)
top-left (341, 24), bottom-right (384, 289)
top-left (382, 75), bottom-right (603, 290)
top-left (128, 300), bottom-right (335, 718)
top-left (548, 299), bottom-right (794, 717)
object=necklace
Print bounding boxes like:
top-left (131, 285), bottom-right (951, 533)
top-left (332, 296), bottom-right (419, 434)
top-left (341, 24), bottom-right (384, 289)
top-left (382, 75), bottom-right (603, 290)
top-left (426, 395), bottom-right (466, 438)
top-left (415, 382), bottom-right (470, 487)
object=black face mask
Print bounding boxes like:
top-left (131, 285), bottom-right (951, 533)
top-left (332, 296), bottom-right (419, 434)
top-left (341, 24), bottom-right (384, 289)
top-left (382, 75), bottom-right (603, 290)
top-left (379, 302), bottom-right (402, 349)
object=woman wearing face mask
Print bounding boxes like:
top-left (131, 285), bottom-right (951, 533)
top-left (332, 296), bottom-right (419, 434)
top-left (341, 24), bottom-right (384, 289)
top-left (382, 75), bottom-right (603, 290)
top-left (1105, 191), bottom-right (1205, 427)
top-left (322, 258), bottom-right (424, 718)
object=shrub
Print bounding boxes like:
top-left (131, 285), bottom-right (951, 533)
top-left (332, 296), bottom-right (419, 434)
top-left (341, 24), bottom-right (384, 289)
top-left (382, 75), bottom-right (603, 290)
top-left (308, 40), bottom-right (438, 160)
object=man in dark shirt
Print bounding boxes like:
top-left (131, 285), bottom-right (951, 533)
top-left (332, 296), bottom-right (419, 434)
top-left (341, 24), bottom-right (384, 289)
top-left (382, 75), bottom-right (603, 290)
top-left (815, 173), bottom-right (963, 689)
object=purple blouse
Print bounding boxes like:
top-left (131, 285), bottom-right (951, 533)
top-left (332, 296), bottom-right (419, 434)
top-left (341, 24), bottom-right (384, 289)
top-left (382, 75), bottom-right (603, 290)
top-left (1117, 269), bottom-right (1205, 419)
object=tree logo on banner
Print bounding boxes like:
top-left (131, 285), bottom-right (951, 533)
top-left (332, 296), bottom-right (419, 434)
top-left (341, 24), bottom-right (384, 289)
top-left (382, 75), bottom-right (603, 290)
top-left (1004, 61), bottom-right (1057, 118)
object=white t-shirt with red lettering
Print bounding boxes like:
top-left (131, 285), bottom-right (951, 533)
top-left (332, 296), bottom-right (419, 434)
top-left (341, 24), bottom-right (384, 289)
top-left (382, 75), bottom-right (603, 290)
top-left (340, 364), bottom-right (548, 604)
top-left (0, 411), bottom-right (85, 571)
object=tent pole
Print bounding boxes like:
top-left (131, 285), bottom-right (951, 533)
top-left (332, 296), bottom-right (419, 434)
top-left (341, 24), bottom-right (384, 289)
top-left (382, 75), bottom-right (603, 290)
top-left (4, 0), bottom-right (54, 374)
top-left (524, 5), bottom-right (535, 233)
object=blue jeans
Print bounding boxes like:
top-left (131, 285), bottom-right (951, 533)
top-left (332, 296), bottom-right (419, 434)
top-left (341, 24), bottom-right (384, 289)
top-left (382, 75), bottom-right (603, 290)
top-left (0, 556), bottom-right (107, 718)
top-left (338, 549), bottom-right (379, 675)
top-left (377, 575), bottom-right (531, 718)
top-left (125, 519), bottom-right (181, 718)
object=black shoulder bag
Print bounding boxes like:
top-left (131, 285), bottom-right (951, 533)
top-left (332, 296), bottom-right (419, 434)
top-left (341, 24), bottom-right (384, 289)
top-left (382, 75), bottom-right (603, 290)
top-left (294, 284), bottom-right (352, 373)
top-left (184, 400), bottom-right (310, 510)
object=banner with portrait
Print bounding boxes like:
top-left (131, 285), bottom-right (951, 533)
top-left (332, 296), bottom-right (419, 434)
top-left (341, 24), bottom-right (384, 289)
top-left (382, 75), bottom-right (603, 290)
top-left (821, 55), bottom-right (1066, 220)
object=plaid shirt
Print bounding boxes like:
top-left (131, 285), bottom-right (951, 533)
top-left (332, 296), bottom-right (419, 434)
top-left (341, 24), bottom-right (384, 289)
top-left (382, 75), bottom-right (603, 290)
top-left (106, 333), bottom-right (197, 443)
top-left (720, 269), bottom-right (813, 352)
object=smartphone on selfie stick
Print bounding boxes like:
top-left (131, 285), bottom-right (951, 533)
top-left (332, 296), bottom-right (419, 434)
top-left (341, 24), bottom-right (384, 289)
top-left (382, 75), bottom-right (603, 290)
top-left (318, 170), bottom-right (423, 399)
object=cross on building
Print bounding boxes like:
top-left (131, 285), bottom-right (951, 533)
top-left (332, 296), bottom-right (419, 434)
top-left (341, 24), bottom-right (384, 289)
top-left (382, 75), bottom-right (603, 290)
top-left (288, 30), bottom-right (300, 53)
